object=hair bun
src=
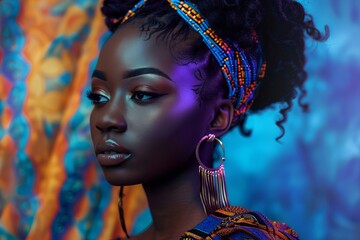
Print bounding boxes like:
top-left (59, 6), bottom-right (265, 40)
top-left (101, 0), bottom-right (138, 31)
top-left (192, 0), bottom-right (264, 48)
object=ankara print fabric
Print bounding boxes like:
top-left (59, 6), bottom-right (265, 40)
top-left (181, 207), bottom-right (298, 240)
top-left (0, 0), bottom-right (146, 239)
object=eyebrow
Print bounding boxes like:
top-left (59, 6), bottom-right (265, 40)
top-left (91, 68), bottom-right (173, 81)
top-left (124, 67), bottom-right (173, 81)
top-left (92, 70), bottom-right (106, 80)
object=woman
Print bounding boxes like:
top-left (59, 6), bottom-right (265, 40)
top-left (88, 0), bottom-right (327, 239)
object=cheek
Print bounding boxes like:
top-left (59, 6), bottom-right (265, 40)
top-left (129, 91), bottom-right (209, 164)
top-left (89, 109), bottom-right (96, 143)
top-left (89, 107), bottom-right (104, 148)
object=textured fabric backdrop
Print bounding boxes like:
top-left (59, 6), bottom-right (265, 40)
top-left (0, 0), bottom-right (359, 239)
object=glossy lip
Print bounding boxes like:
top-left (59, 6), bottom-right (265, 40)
top-left (95, 139), bottom-right (133, 167)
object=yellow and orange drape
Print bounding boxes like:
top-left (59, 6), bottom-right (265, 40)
top-left (0, 1), bottom-right (146, 239)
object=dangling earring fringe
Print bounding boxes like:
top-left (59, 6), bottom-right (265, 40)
top-left (196, 134), bottom-right (230, 215)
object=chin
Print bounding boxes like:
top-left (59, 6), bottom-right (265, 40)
top-left (101, 166), bottom-right (142, 186)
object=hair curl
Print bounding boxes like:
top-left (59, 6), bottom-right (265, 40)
top-left (101, 0), bottom-right (329, 141)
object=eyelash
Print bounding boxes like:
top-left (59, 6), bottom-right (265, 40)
top-left (130, 91), bottom-right (165, 102)
top-left (86, 90), bottom-right (109, 105)
top-left (86, 90), bottom-right (165, 105)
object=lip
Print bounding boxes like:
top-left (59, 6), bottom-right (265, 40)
top-left (95, 139), bottom-right (133, 167)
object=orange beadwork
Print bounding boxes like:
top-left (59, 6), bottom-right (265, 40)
top-left (120, 0), bottom-right (148, 24)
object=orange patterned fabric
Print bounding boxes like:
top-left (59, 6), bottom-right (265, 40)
top-left (0, 1), bottom-right (146, 239)
top-left (181, 206), bottom-right (299, 240)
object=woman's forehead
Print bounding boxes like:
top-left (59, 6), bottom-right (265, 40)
top-left (100, 24), bottom-right (173, 68)
top-left (96, 22), bottom-right (201, 87)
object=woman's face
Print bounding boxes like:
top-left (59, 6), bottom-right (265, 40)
top-left (89, 22), bottom-right (216, 185)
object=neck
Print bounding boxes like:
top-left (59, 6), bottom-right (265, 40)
top-left (141, 158), bottom-right (206, 240)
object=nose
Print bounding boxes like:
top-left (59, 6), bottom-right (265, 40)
top-left (94, 103), bottom-right (127, 133)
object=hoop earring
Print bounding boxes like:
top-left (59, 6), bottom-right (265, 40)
top-left (196, 134), bottom-right (230, 215)
top-left (118, 186), bottom-right (130, 239)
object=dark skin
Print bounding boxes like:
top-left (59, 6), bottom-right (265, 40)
top-left (89, 21), bottom-right (234, 239)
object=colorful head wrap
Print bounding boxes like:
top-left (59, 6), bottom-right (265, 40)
top-left (118, 0), bottom-right (266, 119)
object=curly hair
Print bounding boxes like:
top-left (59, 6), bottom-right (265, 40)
top-left (101, 0), bottom-right (329, 140)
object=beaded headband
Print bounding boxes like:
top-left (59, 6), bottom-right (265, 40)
top-left (117, 0), bottom-right (266, 119)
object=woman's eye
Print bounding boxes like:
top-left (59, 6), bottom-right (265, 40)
top-left (131, 91), bottom-right (164, 102)
top-left (86, 90), bottom-right (110, 105)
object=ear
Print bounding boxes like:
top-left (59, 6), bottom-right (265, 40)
top-left (210, 99), bottom-right (234, 137)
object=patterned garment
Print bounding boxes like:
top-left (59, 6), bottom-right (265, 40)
top-left (181, 206), bottom-right (299, 240)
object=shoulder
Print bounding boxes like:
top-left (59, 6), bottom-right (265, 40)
top-left (180, 206), bottom-right (299, 240)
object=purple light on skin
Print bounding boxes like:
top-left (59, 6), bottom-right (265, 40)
top-left (169, 64), bottom-right (200, 109)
